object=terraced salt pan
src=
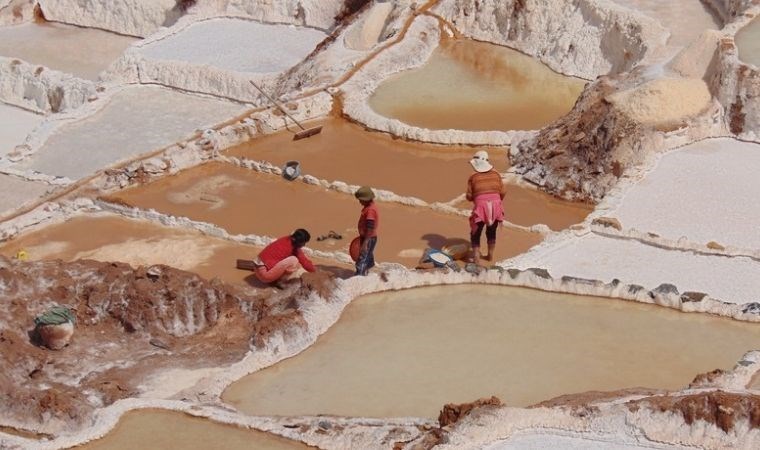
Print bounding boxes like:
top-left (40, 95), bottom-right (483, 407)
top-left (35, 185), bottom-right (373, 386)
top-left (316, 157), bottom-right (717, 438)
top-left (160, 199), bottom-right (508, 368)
top-left (0, 21), bottom-right (136, 80)
top-left (226, 118), bottom-right (592, 229)
top-left (368, 39), bottom-right (586, 131)
top-left (223, 285), bottom-right (760, 418)
top-left (487, 432), bottom-right (687, 449)
top-left (138, 18), bottom-right (327, 73)
top-left (736, 15), bottom-right (760, 67)
top-left (609, 0), bottom-right (720, 55)
top-left (0, 103), bottom-right (42, 157)
top-left (610, 138), bottom-right (760, 250)
top-left (80, 409), bottom-right (307, 450)
top-left (515, 233), bottom-right (760, 304)
top-left (0, 214), bottom-right (350, 285)
top-left (13, 86), bottom-right (245, 180)
top-left (113, 163), bottom-right (544, 267)
top-left (0, 174), bottom-right (49, 219)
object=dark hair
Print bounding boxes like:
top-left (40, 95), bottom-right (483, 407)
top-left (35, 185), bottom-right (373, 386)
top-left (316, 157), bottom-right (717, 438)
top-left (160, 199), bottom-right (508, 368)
top-left (291, 228), bottom-right (311, 249)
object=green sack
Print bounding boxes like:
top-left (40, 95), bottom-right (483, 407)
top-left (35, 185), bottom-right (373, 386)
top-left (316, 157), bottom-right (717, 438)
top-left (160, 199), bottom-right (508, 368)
top-left (34, 306), bottom-right (76, 327)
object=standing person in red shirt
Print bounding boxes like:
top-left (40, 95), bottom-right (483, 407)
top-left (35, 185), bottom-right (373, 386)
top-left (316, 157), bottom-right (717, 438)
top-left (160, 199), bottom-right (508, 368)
top-left (466, 151), bottom-right (506, 264)
top-left (253, 228), bottom-right (316, 284)
top-left (354, 186), bottom-right (379, 276)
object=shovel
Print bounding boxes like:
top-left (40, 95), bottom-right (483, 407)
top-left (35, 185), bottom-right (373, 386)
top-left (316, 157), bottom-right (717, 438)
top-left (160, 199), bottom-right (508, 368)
top-left (249, 80), bottom-right (323, 140)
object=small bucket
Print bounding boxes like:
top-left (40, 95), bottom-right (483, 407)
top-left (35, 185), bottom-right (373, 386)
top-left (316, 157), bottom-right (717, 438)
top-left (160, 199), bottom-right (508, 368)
top-left (282, 161), bottom-right (301, 181)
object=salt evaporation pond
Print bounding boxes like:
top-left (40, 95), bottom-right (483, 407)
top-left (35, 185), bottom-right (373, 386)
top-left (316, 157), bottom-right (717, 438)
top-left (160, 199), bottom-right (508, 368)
top-left (609, 0), bottom-right (720, 51)
top-left (224, 285), bottom-right (760, 418)
top-left (736, 16), bottom-right (760, 68)
top-left (78, 409), bottom-right (307, 450)
top-left (0, 21), bottom-right (136, 79)
top-left (368, 39), bottom-right (586, 131)
top-left (138, 18), bottom-right (327, 73)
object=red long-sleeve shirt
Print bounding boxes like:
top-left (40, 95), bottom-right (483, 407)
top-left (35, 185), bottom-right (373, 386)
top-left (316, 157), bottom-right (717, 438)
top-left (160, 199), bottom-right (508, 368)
top-left (258, 236), bottom-right (316, 272)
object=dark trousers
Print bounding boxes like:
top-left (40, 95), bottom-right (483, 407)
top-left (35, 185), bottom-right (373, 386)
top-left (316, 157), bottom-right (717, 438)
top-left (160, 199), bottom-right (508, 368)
top-left (470, 222), bottom-right (498, 248)
top-left (355, 236), bottom-right (377, 276)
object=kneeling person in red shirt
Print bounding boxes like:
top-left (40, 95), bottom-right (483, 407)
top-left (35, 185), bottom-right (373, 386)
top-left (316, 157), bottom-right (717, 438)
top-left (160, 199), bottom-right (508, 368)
top-left (254, 228), bottom-right (316, 284)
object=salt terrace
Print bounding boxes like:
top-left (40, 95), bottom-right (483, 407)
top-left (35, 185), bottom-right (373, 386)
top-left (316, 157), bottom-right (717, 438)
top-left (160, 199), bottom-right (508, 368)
top-left (1, 0), bottom-right (760, 449)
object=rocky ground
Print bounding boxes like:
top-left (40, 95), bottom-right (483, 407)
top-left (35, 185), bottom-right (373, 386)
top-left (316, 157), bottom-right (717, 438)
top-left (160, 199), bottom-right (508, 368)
top-left (0, 256), bottom-right (321, 435)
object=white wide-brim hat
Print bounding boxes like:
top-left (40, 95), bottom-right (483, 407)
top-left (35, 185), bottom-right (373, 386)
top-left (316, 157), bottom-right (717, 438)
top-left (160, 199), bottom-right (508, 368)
top-left (470, 150), bottom-right (493, 173)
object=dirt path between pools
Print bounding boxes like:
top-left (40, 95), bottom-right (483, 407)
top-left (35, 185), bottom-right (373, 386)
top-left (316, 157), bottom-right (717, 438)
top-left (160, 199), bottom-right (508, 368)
top-left (112, 163), bottom-right (544, 267)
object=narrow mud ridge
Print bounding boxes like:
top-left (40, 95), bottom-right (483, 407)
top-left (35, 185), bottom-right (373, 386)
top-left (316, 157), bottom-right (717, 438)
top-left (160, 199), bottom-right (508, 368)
top-left (0, 257), bottom-right (312, 435)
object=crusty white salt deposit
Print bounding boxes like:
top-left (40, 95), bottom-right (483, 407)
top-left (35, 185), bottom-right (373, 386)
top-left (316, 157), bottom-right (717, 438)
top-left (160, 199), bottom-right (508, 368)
top-left (0, 103), bottom-right (42, 157)
top-left (611, 138), bottom-right (760, 251)
top-left (0, 174), bottom-right (49, 218)
top-left (486, 431), bottom-right (687, 450)
top-left (138, 18), bottom-right (327, 73)
top-left (610, 0), bottom-right (720, 53)
top-left (607, 77), bottom-right (712, 126)
top-left (515, 233), bottom-right (760, 304)
top-left (12, 86), bottom-right (245, 180)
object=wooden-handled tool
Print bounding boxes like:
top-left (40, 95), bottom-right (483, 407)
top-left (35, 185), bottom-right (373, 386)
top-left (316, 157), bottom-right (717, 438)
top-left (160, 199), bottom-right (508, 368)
top-left (249, 80), bottom-right (323, 140)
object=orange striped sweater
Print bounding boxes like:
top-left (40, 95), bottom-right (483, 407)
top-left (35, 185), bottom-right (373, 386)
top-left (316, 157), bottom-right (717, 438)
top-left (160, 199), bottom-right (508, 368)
top-left (466, 170), bottom-right (506, 201)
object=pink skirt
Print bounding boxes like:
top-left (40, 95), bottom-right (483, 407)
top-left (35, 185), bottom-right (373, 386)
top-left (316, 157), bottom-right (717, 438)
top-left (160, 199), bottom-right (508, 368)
top-left (469, 192), bottom-right (505, 234)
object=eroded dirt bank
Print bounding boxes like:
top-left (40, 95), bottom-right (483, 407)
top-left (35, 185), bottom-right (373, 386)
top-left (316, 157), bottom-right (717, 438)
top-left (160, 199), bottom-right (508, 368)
top-left (0, 256), bottom-right (308, 435)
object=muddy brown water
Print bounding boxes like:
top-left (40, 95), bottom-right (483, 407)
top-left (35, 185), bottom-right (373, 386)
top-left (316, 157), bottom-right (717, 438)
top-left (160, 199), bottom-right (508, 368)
top-left (224, 285), bottom-right (760, 418)
top-left (0, 215), bottom-right (352, 286)
top-left (737, 16), bottom-right (760, 68)
top-left (369, 39), bottom-right (586, 131)
top-left (0, 22), bottom-right (137, 80)
top-left (76, 409), bottom-right (307, 450)
top-left (113, 163), bottom-right (544, 267)
top-left (226, 118), bottom-right (592, 229)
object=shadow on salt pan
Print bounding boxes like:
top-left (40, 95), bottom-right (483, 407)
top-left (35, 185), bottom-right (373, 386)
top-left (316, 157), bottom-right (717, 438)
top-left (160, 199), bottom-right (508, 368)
top-left (223, 285), bottom-right (760, 418)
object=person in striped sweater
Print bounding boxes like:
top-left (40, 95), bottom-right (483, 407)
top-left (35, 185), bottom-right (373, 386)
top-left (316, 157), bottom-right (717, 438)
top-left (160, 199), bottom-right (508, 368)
top-left (466, 151), bottom-right (507, 264)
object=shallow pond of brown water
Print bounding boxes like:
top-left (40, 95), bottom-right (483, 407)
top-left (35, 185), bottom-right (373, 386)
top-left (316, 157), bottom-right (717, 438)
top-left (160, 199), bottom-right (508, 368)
top-left (369, 39), bottom-right (586, 131)
top-left (224, 285), bottom-right (760, 418)
top-left (113, 163), bottom-right (544, 267)
top-left (0, 215), bottom-right (351, 286)
top-left (76, 409), bottom-right (307, 450)
top-left (226, 118), bottom-right (592, 229)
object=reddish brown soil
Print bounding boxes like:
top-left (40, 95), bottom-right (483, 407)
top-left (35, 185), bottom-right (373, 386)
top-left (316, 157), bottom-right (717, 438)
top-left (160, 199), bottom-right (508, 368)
top-left (438, 396), bottom-right (503, 427)
top-left (513, 72), bottom-right (647, 202)
top-left (630, 391), bottom-right (760, 433)
top-left (0, 257), bottom-right (313, 434)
